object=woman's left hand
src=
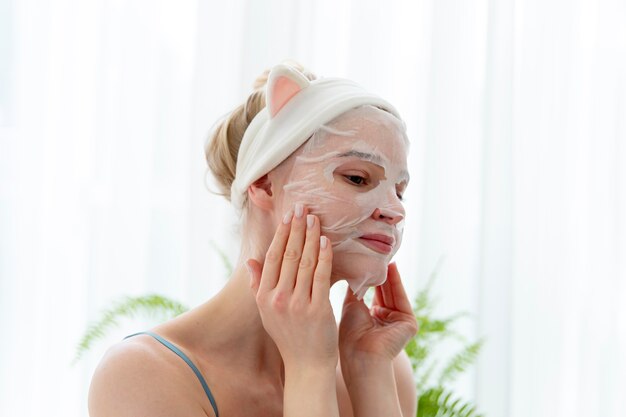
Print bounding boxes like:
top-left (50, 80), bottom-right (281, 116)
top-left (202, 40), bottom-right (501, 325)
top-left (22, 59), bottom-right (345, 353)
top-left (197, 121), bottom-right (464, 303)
top-left (338, 262), bottom-right (418, 365)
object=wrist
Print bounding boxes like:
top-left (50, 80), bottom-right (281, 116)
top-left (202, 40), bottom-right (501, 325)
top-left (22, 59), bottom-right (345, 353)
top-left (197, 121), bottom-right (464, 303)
top-left (340, 349), bottom-right (393, 369)
top-left (342, 361), bottom-right (401, 417)
top-left (339, 343), bottom-right (397, 362)
top-left (283, 365), bottom-right (340, 417)
top-left (285, 359), bottom-right (337, 378)
top-left (284, 353), bottom-right (338, 373)
top-left (340, 355), bottom-right (394, 388)
top-left (285, 364), bottom-right (337, 392)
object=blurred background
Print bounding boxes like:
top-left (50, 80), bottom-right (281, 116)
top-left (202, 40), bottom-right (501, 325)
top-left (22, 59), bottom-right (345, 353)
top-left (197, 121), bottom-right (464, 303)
top-left (1, 0), bottom-right (625, 416)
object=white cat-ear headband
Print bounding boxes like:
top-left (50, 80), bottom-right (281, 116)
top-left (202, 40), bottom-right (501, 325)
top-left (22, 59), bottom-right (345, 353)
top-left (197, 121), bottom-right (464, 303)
top-left (229, 63), bottom-right (405, 211)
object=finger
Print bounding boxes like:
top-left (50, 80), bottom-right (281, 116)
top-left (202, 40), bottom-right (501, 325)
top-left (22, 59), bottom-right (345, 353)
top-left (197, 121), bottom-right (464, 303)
top-left (311, 235), bottom-right (333, 304)
top-left (276, 203), bottom-right (308, 293)
top-left (259, 208), bottom-right (293, 293)
top-left (247, 259), bottom-right (263, 295)
top-left (293, 214), bottom-right (320, 301)
top-left (388, 262), bottom-right (413, 314)
top-left (380, 264), bottom-right (396, 310)
top-left (373, 306), bottom-right (417, 331)
top-left (372, 305), bottom-right (395, 321)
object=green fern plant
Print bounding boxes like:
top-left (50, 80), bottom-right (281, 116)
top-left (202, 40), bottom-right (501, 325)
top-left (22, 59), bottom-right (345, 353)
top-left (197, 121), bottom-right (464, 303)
top-left (407, 256), bottom-right (485, 417)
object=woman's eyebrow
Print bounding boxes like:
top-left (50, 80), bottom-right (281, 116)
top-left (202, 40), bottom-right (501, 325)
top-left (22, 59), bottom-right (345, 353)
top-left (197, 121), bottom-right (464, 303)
top-left (337, 150), bottom-right (410, 182)
top-left (337, 150), bottom-right (384, 164)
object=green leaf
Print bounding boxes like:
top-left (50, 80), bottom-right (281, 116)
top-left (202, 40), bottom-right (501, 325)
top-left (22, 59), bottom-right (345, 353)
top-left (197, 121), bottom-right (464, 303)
top-left (72, 294), bottom-right (188, 364)
top-left (417, 387), bottom-right (483, 417)
top-left (439, 339), bottom-right (485, 385)
top-left (416, 359), bottom-right (438, 393)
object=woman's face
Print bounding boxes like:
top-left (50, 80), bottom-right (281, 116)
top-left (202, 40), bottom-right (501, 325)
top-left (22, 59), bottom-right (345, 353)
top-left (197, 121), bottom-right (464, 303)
top-left (275, 106), bottom-right (410, 299)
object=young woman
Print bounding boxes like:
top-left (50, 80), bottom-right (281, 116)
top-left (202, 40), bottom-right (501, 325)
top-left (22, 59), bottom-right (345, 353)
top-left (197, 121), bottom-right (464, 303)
top-left (88, 61), bottom-right (418, 417)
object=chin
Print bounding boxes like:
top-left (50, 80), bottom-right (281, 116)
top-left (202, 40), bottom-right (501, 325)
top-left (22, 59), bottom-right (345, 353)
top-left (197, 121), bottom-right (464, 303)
top-left (331, 254), bottom-right (389, 290)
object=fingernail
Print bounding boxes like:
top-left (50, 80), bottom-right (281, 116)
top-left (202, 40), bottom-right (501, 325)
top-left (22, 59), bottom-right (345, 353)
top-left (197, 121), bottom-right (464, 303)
top-left (306, 214), bottom-right (314, 229)
top-left (282, 210), bottom-right (293, 224)
top-left (295, 203), bottom-right (304, 218)
top-left (320, 236), bottom-right (328, 249)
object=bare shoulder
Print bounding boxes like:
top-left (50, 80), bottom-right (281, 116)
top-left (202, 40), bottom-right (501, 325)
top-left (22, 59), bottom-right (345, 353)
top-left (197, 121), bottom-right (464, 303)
top-left (393, 349), bottom-right (417, 417)
top-left (88, 335), bottom-right (212, 417)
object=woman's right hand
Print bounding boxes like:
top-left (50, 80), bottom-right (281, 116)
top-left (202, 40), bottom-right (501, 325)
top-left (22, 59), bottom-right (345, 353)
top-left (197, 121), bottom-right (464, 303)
top-left (247, 203), bottom-right (337, 371)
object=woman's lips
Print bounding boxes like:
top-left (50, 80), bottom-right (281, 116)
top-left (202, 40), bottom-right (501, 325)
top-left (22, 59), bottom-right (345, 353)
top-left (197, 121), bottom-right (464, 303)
top-left (357, 236), bottom-right (393, 254)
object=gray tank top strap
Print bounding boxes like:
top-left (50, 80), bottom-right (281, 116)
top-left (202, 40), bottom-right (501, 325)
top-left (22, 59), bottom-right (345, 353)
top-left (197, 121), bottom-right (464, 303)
top-left (124, 331), bottom-right (219, 417)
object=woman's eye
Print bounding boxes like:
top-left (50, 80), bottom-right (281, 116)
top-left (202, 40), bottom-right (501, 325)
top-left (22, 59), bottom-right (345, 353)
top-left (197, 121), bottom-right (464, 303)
top-left (345, 175), bottom-right (367, 185)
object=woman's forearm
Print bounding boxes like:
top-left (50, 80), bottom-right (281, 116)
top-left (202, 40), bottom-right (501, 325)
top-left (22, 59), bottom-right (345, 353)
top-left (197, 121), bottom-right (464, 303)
top-left (342, 359), bottom-right (403, 417)
top-left (284, 365), bottom-right (340, 417)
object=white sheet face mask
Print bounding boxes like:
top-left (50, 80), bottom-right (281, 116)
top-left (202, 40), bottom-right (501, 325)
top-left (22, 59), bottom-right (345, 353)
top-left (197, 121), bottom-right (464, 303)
top-left (275, 105), bottom-right (410, 299)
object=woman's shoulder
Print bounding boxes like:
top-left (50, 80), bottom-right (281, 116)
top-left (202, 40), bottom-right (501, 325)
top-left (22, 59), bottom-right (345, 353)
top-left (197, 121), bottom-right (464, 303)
top-left (393, 349), bottom-right (418, 416)
top-left (88, 334), bottom-right (214, 417)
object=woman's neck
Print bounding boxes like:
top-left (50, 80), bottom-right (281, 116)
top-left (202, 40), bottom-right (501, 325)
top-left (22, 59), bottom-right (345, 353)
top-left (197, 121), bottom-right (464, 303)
top-left (163, 263), bottom-right (286, 388)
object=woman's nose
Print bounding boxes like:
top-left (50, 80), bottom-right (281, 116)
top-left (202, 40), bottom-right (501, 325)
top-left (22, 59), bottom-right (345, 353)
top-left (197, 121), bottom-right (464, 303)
top-left (371, 207), bottom-right (404, 226)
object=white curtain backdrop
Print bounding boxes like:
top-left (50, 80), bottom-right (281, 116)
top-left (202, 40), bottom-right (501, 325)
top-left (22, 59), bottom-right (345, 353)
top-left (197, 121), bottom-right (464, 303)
top-left (1, 1), bottom-right (624, 416)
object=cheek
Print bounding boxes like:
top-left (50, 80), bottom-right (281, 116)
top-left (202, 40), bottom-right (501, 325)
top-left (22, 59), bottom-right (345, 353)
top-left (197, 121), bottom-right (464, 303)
top-left (309, 194), bottom-right (379, 250)
top-left (283, 171), bottom-right (368, 235)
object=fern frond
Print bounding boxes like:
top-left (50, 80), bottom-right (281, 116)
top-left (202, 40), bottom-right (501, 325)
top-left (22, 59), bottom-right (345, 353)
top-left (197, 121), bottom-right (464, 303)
top-left (413, 286), bottom-right (434, 315)
top-left (73, 294), bottom-right (188, 364)
top-left (418, 387), bottom-right (482, 417)
top-left (407, 339), bottom-right (430, 365)
top-left (404, 337), bottom-right (419, 359)
top-left (416, 311), bottom-right (466, 337)
top-left (413, 254), bottom-right (446, 315)
top-left (416, 358), bottom-right (438, 393)
top-left (438, 338), bottom-right (485, 385)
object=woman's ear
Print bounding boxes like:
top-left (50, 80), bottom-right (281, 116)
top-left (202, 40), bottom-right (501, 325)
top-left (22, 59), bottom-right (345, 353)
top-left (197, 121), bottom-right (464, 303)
top-left (247, 174), bottom-right (274, 211)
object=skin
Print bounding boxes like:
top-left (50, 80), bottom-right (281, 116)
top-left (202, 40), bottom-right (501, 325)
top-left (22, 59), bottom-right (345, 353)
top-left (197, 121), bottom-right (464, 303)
top-left (88, 112), bottom-right (418, 417)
